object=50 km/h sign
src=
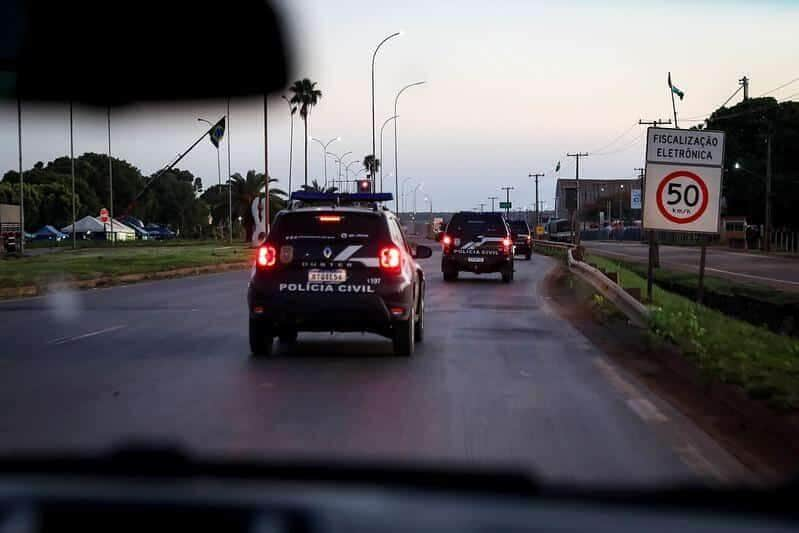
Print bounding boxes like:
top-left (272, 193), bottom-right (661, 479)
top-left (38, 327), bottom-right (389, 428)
top-left (643, 128), bottom-right (725, 234)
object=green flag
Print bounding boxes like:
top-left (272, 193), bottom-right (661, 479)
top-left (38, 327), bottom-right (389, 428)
top-left (555, 161), bottom-right (561, 173)
top-left (668, 72), bottom-right (684, 100)
top-left (209, 117), bottom-right (225, 148)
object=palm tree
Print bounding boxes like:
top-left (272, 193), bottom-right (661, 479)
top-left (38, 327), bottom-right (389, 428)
top-left (300, 179), bottom-right (338, 194)
top-left (230, 170), bottom-right (286, 241)
top-left (362, 154), bottom-right (380, 178)
top-left (289, 78), bottom-right (323, 187)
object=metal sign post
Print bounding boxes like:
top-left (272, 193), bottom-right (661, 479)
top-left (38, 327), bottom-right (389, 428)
top-left (642, 127), bottom-right (725, 303)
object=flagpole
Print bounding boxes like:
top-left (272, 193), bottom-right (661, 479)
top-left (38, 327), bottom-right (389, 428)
top-left (17, 95), bottom-right (24, 255)
top-left (669, 72), bottom-right (679, 128)
top-left (264, 93), bottom-right (270, 235)
top-left (70, 101), bottom-right (76, 249)
top-left (227, 97), bottom-right (233, 244)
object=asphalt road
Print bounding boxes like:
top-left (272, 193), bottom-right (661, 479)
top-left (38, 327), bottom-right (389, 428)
top-left (0, 249), bottom-right (746, 486)
top-left (584, 241), bottom-right (799, 292)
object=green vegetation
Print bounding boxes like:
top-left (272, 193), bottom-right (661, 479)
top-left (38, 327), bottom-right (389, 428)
top-left (592, 254), bottom-right (799, 337)
top-left (0, 243), bottom-right (250, 289)
top-left (587, 253), bottom-right (799, 410)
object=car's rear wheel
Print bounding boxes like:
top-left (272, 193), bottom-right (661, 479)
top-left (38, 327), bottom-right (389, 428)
top-left (525, 251), bottom-right (532, 260)
top-left (249, 318), bottom-right (274, 357)
top-left (442, 268), bottom-right (458, 282)
top-left (393, 307), bottom-right (415, 356)
top-left (414, 293), bottom-right (424, 343)
top-left (501, 267), bottom-right (514, 283)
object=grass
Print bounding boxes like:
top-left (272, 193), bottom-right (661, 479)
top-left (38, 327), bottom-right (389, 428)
top-left (586, 253), bottom-right (799, 410)
top-left (0, 243), bottom-right (251, 288)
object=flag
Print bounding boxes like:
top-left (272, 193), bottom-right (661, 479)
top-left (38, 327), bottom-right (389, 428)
top-left (555, 161), bottom-right (561, 173)
top-left (667, 72), bottom-right (684, 101)
top-left (209, 117), bottom-right (225, 148)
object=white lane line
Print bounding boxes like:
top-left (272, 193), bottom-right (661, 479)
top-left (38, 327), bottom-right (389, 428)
top-left (675, 443), bottom-right (727, 483)
top-left (48, 325), bottom-right (126, 345)
top-left (592, 357), bottom-right (668, 423)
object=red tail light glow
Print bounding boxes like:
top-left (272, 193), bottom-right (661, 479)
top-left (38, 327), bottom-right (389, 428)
top-left (442, 234), bottom-right (452, 246)
top-left (502, 237), bottom-right (512, 247)
top-left (379, 246), bottom-right (402, 271)
top-left (257, 245), bottom-right (277, 267)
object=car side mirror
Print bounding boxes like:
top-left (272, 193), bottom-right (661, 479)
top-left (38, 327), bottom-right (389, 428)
top-left (414, 245), bottom-right (433, 259)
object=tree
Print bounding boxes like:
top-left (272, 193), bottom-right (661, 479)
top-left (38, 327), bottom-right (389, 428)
top-left (228, 170), bottom-right (286, 241)
top-left (289, 78), bottom-right (322, 187)
top-left (362, 154), bottom-right (379, 177)
top-left (300, 179), bottom-right (338, 194)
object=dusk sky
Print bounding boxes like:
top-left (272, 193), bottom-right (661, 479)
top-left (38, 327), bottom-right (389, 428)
top-left (1, 0), bottom-right (798, 211)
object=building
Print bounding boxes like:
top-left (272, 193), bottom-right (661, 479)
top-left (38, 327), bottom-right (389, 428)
top-left (554, 178), bottom-right (641, 220)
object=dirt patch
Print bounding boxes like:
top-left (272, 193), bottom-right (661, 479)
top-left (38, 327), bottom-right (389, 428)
top-left (543, 265), bottom-right (799, 482)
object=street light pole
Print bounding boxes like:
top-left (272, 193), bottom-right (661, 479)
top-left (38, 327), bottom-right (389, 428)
top-left (311, 137), bottom-right (339, 188)
top-left (345, 160), bottom-right (360, 183)
top-left (394, 81), bottom-right (425, 212)
top-left (379, 115), bottom-right (398, 193)
top-left (488, 196), bottom-right (498, 212)
top-left (372, 31), bottom-right (401, 192)
top-left (401, 177), bottom-right (413, 215)
top-left (281, 95), bottom-right (296, 194)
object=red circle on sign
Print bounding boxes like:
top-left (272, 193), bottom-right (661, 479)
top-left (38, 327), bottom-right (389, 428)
top-left (655, 170), bottom-right (709, 224)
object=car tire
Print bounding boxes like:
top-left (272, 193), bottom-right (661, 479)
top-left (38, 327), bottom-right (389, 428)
top-left (393, 306), bottom-right (415, 356)
top-left (249, 318), bottom-right (274, 357)
top-left (442, 269), bottom-right (458, 282)
top-left (278, 329), bottom-right (298, 344)
top-left (525, 251), bottom-right (532, 260)
top-left (414, 293), bottom-right (424, 343)
top-left (501, 267), bottom-right (514, 283)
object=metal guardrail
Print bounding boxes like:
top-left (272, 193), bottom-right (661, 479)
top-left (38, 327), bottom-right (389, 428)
top-left (532, 239), bottom-right (649, 328)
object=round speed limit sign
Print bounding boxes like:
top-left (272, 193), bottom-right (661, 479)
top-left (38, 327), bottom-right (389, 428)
top-left (655, 170), bottom-right (709, 224)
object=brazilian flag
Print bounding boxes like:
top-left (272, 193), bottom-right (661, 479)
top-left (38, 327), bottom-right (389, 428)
top-left (555, 161), bottom-right (561, 173)
top-left (209, 117), bottom-right (226, 148)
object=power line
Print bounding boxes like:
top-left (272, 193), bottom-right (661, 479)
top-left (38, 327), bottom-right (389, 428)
top-left (758, 76), bottom-right (799, 97)
top-left (587, 121), bottom-right (638, 154)
top-left (592, 131), bottom-right (646, 156)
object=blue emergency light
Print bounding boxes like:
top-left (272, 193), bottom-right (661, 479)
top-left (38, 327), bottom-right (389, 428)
top-left (289, 191), bottom-right (393, 203)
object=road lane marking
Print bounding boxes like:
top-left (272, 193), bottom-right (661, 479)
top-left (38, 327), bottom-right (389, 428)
top-left (48, 325), bottom-right (126, 345)
top-left (627, 398), bottom-right (668, 423)
top-left (593, 357), bottom-right (669, 422)
top-left (675, 444), bottom-right (727, 483)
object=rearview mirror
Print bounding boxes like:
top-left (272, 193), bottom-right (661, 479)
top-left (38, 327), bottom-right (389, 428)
top-left (414, 245), bottom-right (433, 259)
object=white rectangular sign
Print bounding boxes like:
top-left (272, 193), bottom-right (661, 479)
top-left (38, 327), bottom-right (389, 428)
top-left (643, 163), bottom-right (722, 233)
top-left (646, 128), bottom-right (725, 167)
top-left (630, 189), bottom-right (642, 210)
top-left (643, 127), bottom-right (725, 234)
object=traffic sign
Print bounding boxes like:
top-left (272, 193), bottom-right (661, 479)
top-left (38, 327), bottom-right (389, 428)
top-left (630, 188), bottom-right (642, 210)
top-left (499, 201), bottom-right (511, 209)
top-left (643, 128), bottom-right (725, 234)
top-left (535, 225), bottom-right (545, 236)
top-left (99, 208), bottom-right (110, 223)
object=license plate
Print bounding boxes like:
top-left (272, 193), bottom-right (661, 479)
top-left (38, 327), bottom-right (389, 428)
top-left (467, 257), bottom-right (484, 263)
top-left (308, 269), bottom-right (347, 283)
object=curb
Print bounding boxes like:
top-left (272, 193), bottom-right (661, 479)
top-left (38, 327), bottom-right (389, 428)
top-left (0, 260), bottom-right (251, 300)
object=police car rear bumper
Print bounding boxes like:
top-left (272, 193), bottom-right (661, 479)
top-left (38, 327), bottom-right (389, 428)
top-left (442, 254), bottom-right (512, 274)
top-left (247, 283), bottom-right (412, 335)
top-left (514, 242), bottom-right (531, 254)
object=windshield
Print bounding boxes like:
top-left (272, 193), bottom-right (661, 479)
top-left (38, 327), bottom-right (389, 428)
top-left (1, 0), bottom-right (798, 497)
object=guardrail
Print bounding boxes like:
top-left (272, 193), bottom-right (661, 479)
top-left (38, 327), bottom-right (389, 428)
top-left (532, 239), bottom-right (650, 328)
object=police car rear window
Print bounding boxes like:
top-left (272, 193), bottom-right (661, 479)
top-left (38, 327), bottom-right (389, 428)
top-left (446, 214), bottom-right (506, 238)
top-left (272, 212), bottom-right (382, 242)
top-left (508, 221), bottom-right (529, 232)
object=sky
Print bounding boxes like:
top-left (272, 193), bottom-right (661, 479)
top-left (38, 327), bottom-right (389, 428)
top-left (1, 0), bottom-right (798, 212)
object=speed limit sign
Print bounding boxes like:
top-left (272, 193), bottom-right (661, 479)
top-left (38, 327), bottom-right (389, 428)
top-left (643, 128), bottom-right (725, 234)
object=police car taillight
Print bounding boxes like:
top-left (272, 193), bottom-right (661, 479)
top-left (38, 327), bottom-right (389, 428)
top-left (257, 245), bottom-right (277, 268)
top-left (318, 215), bottom-right (341, 222)
top-left (501, 237), bottom-right (512, 253)
top-left (442, 234), bottom-right (452, 246)
top-left (379, 246), bottom-right (401, 271)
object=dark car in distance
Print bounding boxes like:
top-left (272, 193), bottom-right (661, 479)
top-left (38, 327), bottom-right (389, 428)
top-left (247, 192), bottom-right (432, 357)
top-left (440, 211), bottom-right (514, 283)
top-left (507, 219), bottom-right (532, 260)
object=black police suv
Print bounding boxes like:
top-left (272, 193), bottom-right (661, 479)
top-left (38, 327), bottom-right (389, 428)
top-left (247, 192), bottom-right (432, 357)
top-left (507, 219), bottom-right (533, 260)
top-left (440, 211), bottom-right (514, 283)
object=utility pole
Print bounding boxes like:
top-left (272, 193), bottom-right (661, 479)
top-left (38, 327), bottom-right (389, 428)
top-left (479, 202), bottom-right (485, 213)
top-left (565, 153), bottom-right (588, 245)
top-left (488, 196), bottom-right (498, 212)
top-left (501, 186), bottom-right (514, 218)
top-left (765, 128), bottom-right (773, 252)
top-left (528, 172), bottom-right (544, 227)
top-left (739, 76), bottom-right (750, 101)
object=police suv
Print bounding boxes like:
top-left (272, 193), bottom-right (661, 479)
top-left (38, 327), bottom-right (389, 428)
top-left (440, 211), bottom-right (514, 283)
top-left (247, 192), bottom-right (432, 357)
